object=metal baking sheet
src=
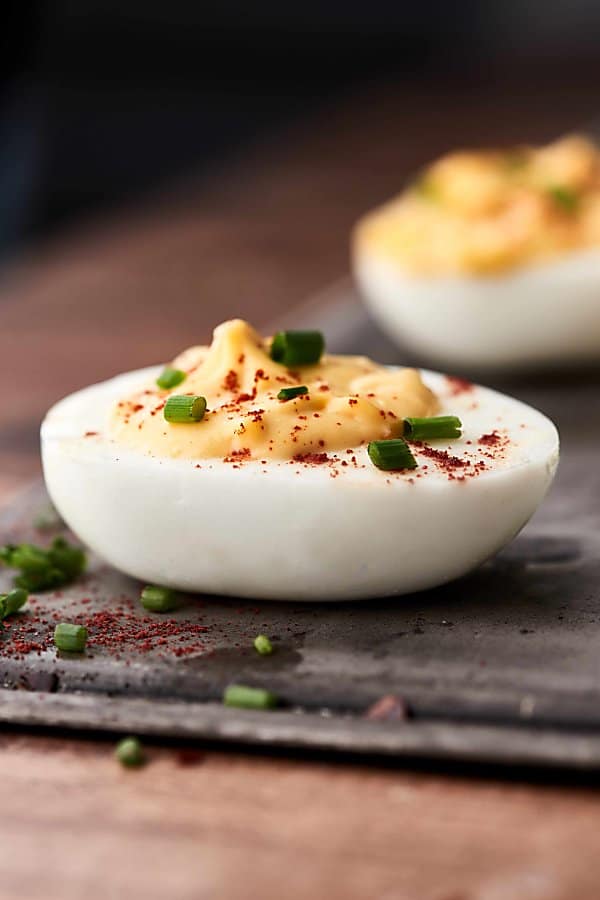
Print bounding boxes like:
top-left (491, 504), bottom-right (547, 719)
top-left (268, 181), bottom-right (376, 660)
top-left (2, 282), bottom-right (600, 770)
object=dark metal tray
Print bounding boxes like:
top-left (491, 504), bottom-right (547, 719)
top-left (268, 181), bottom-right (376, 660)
top-left (2, 283), bottom-right (600, 771)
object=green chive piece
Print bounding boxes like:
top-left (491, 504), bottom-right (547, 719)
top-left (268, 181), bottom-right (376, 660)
top-left (164, 394), bottom-right (206, 423)
top-left (270, 330), bottom-right (324, 367)
top-left (403, 415), bottom-right (462, 441)
top-left (0, 537), bottom-right (85, 591)
top-left (503, 150), bottom-right (527, 171)
top-left (277, 385), bottom-right (309, 401)
top-left (548, 186), bottom-right (578, 213)
top-left (33, 503), bottom-right (63, 531)
top-left (1, 543), bottom-right (50, 574)
top-left (253, 634), bottom-right (274, 656)
top-left (116, 736), bottom-right (145, 768)
top-left (48, 537), bottom-right (86, 581)
top-left (0, 588), bottom-right (28, 620)
top-left (4, 588), bottom-right (28, 615)
top-left (140, 585), bottom-right (178, 613)
top-left (368, 439), bottom-right (417, 471)
top-left (54, 622), bottom-right (88, 653)
top-left (413, 176), bottom-right (438, 202)
top-left (223, 684), bottom-right (278, 710)
top-left (156, 367), bottom-right (186, 390)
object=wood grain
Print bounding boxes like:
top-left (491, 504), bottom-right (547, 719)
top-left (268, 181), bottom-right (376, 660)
top-left (3, 73), bottom-right (600, 898)
top-left (1, 732), bottom-right (600, 900)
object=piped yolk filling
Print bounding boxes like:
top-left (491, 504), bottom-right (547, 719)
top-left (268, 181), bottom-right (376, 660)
top-left (355, 134), bottom-right (600, 274)
top-left (110, 319), bottom-right (438, 460)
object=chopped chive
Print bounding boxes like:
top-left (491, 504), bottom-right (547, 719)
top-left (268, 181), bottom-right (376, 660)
top-left (156, 367), bottom-right (186, 390)
top-left (403, 415), bottom-right (462, 441)
top-left (223, 684), bottom-right (278, 710)
top-left (548, 186), bottom-right (578, 213)
top-left (0, 588), bottom-right (28, 620)
top-left (253, 634), bottom-right (274, 656)
top-left (54, 622), bottom-right (88, 652)
top-left (368, 439), bottom-right (417, 471)
top-left (115, 736), bottom-right (145, 768)
top-left (503, 150), bottom-right (527, 171)
top-left (413, 176), bottom-right (438, 202)
top-left (33, 503), bottom-right (63, 532)
top-left (140, 585), bottom-right (178, 612)
top-left (4, 588), bottom-right (28, 615)
top-left (49, 537), bottom-right (86, 581)
top-left (270, 330), bottom-right (324, 367)
top-left (164, 394), bottom-right (206, 423)
top-left (0, 537), bottom-right (85, 591)
top-left (1, 543), bottom-right (49, 574)
top-left (277, 385), bottom-right (308, 401)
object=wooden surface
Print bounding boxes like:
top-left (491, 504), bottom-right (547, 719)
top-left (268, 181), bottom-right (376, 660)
top-left (3, 732), bottom-right (600, 900)
top-left (3, 72), bottom-right (600, 898)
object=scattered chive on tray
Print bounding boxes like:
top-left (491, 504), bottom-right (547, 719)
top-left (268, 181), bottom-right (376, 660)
top-left (140, 585), bottom-right (179, 613)
top-left (0, 588), bottom-right (28, 620)
top-left (253, 634), bottom-right (274, 655)
top-left (33, 503), bottom-right (63, 532)
top-left (54, 622), bottom-right (88, 653)
top-left (0, 537), bottom-right (86, 591)
top-left (223, 684), bottom-right (278, 710)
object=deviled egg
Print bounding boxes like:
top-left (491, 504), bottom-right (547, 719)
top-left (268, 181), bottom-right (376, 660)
top-left (353, 135), bottom-right (600, 368)
top-left (41, 319), bottom-right (558, 601)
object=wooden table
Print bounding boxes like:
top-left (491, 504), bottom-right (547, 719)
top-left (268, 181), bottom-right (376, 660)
top-left (2, 72), bottom-right (600, 899)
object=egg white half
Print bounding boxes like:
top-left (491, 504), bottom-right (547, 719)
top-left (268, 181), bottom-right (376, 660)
top-left (354, 248), bottom-right (600, 369)
top-left (41, 367), bottom-right (559, 601)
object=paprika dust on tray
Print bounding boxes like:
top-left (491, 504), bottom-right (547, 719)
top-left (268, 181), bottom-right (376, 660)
top-left (41, 319), bottom-right (558, 601)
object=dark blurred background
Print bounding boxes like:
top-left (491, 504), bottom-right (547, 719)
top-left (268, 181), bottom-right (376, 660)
top-left (3, 0), bottom-right (600, 256)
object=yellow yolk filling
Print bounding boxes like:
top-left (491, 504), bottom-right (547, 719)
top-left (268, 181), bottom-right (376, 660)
top-left (110, 319), bottom-right (438, 460)
top-left (354, 134), bottom-right (600, 275)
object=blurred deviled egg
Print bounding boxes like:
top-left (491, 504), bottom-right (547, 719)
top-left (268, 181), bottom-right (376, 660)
top-left (42, 319), bottom-right (558, 601)
top-left (353, 135), bottom-right (600, 369)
